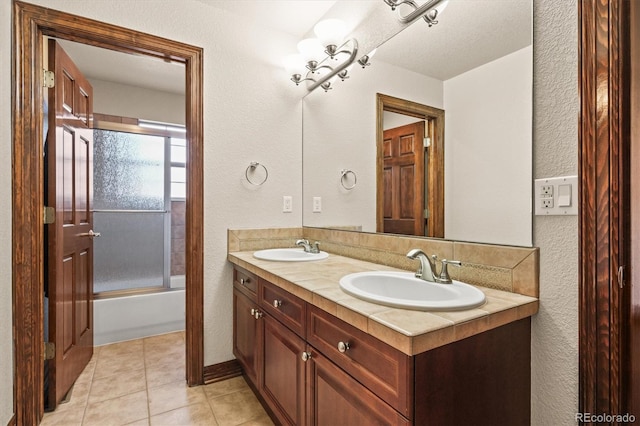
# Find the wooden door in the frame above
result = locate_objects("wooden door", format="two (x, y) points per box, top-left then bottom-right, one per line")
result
(46, 39), (94, 409)
(382, 121), (425, 236)
(261, 314), (306, 426)
(307, 351), (410, 426)
(233, 289), (260, 385)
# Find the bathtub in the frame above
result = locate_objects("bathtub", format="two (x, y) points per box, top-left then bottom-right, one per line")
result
(94, 288), (185, 346)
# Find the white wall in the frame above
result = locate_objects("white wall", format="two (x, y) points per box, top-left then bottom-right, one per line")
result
(0, 0), (13, 422)
(444, 46), (532, 246)
(90, 79), (186, 125)
(531, 0), (579, 423)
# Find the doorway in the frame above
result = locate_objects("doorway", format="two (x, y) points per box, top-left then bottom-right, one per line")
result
(376, 93), (445, 238)
(12, 2), (204, 424)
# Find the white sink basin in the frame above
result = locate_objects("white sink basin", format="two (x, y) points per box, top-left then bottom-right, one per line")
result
(339, 271), (486, 311)
(253, 248), (329, 262)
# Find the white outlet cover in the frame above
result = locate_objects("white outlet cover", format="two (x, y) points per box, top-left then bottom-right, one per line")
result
(534, 176), (578, 216)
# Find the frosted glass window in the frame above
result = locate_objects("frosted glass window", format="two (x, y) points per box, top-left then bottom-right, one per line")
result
(171, 137), (187, 199)
(93, 212), (164, 292)
(93, 130), (165, 210)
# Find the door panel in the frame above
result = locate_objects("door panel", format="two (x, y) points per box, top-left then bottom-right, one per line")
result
(382, 121), (425, 236)
(46, 39), (94, 410)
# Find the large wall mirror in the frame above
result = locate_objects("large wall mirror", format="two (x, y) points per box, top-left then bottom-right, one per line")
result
(302, 0), (532, 247)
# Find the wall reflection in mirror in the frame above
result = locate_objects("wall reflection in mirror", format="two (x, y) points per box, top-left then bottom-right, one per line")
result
(302, 0), (532, 247)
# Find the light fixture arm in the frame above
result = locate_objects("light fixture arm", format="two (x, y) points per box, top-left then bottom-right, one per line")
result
(383, 0), (446, 24)
(307, 38), (358, 92)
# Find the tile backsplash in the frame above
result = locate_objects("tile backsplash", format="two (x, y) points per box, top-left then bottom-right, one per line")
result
(228, 227), (539, 298)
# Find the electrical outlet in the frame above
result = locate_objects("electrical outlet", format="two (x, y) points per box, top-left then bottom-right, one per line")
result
(282, 196), (292, 213)
(534, 176), (578, 215)
(312, 197), (322, 213)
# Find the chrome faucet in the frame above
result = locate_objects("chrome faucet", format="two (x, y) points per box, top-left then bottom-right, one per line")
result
(406, 249), (462, 284)
(296, 239), (320, 254)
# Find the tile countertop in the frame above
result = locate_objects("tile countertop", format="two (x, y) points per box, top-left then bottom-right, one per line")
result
(228, 251), (539, 356)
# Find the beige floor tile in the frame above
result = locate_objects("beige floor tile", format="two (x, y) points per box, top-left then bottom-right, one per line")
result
(83, 390), (148, 425)
(150, 402), (218, 426)
(145, 360), (185, 389)
(237, 414), (275, 426)
(88, 369), (146, 404)
(203, 376), (250, 400)
(99, 339), (144, 358)
(41, 407), (85, 426)
(148, 379), (207, 416)
(144, 344), (185, 367)
(209, 389), (267, 426)
(94, 350), (145, 380)
(54, 379), (91, 412)
(125, 419), (150, 426)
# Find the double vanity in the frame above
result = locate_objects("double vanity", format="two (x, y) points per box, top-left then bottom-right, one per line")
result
(228, 228), (539, 425)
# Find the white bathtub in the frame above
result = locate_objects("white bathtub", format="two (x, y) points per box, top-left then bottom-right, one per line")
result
(94, 289), (185, 346)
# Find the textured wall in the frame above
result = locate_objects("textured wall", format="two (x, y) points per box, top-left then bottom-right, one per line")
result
(0, 0), (13, 423)
(531, 0), (579, 424)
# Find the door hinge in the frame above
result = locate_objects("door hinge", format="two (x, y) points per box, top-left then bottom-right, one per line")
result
(43, 69), (55, 88)
(424, 208), (430, 219)
(44, 342), (55, 360)
(618, 265), (626, 289)
(44, 206), (55, 224)
(423, 137), (431, 148)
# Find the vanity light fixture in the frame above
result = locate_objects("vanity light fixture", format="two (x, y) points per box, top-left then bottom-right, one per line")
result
(357, 48), (377, 68)
(284, 18), (359, 92)
(383, 0), (449, 25)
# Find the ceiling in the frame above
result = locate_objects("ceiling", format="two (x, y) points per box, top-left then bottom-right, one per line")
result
(58, 0), (531, 95)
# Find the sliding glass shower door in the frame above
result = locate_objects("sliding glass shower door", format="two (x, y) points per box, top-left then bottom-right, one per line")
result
(92, 129), (170, 294)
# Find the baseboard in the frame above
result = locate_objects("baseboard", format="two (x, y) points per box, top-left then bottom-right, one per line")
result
(203, 359), (242, 384)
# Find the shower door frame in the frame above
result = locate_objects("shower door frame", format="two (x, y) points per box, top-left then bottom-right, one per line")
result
(12, 2), (204, 424)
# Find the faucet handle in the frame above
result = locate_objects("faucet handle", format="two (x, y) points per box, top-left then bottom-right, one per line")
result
(311, 241), (321, 254)
(438, 259), (462, 284)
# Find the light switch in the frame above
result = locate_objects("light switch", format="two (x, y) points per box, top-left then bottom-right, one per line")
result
(558, 184), (571, 207)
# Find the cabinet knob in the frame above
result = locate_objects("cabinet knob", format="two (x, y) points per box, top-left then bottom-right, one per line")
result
(240, 278), (250, 285)
(301, 351), (312, 362)
(273, 299), (282, 308)
(254, 310), (263, 320)
(337, 341), (350, 353)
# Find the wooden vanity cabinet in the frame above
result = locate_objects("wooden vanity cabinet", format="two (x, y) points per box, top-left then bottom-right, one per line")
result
(232, 268), (261, 385)
(232, 266), (531, 426)
(308, 350), (410, 426)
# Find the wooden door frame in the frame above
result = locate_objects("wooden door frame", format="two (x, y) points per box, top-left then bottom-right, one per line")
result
(12, 2), (204, 424)
(376, 93), (444, 238)
(578, 0), (632, 415)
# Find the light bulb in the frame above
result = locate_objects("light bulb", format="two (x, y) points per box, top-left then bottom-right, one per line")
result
(314, 19), (347, 48)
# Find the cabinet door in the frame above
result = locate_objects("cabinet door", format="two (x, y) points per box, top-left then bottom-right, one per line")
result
(308, 351), (410, 426)
(233, 288), (261, 385)
(262, 314), (306, 426)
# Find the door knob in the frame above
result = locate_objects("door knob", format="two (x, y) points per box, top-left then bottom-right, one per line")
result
(78, 230), (101, 238)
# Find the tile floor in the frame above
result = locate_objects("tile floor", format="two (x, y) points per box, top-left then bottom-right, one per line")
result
(41, 331), (273, 426)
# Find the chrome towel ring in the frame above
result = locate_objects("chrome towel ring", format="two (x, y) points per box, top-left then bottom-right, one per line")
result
(340, 169), (357, 190)
(246, 162), (268, 186)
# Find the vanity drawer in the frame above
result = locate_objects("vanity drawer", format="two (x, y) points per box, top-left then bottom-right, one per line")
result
(234, 267), (257, 299)
(260, 279), (306, 338)
(307, 305), (413, 418)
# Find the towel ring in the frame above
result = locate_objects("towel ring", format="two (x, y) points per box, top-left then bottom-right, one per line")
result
(246, 162), (268, 186)
(340, 169), (357, 190)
